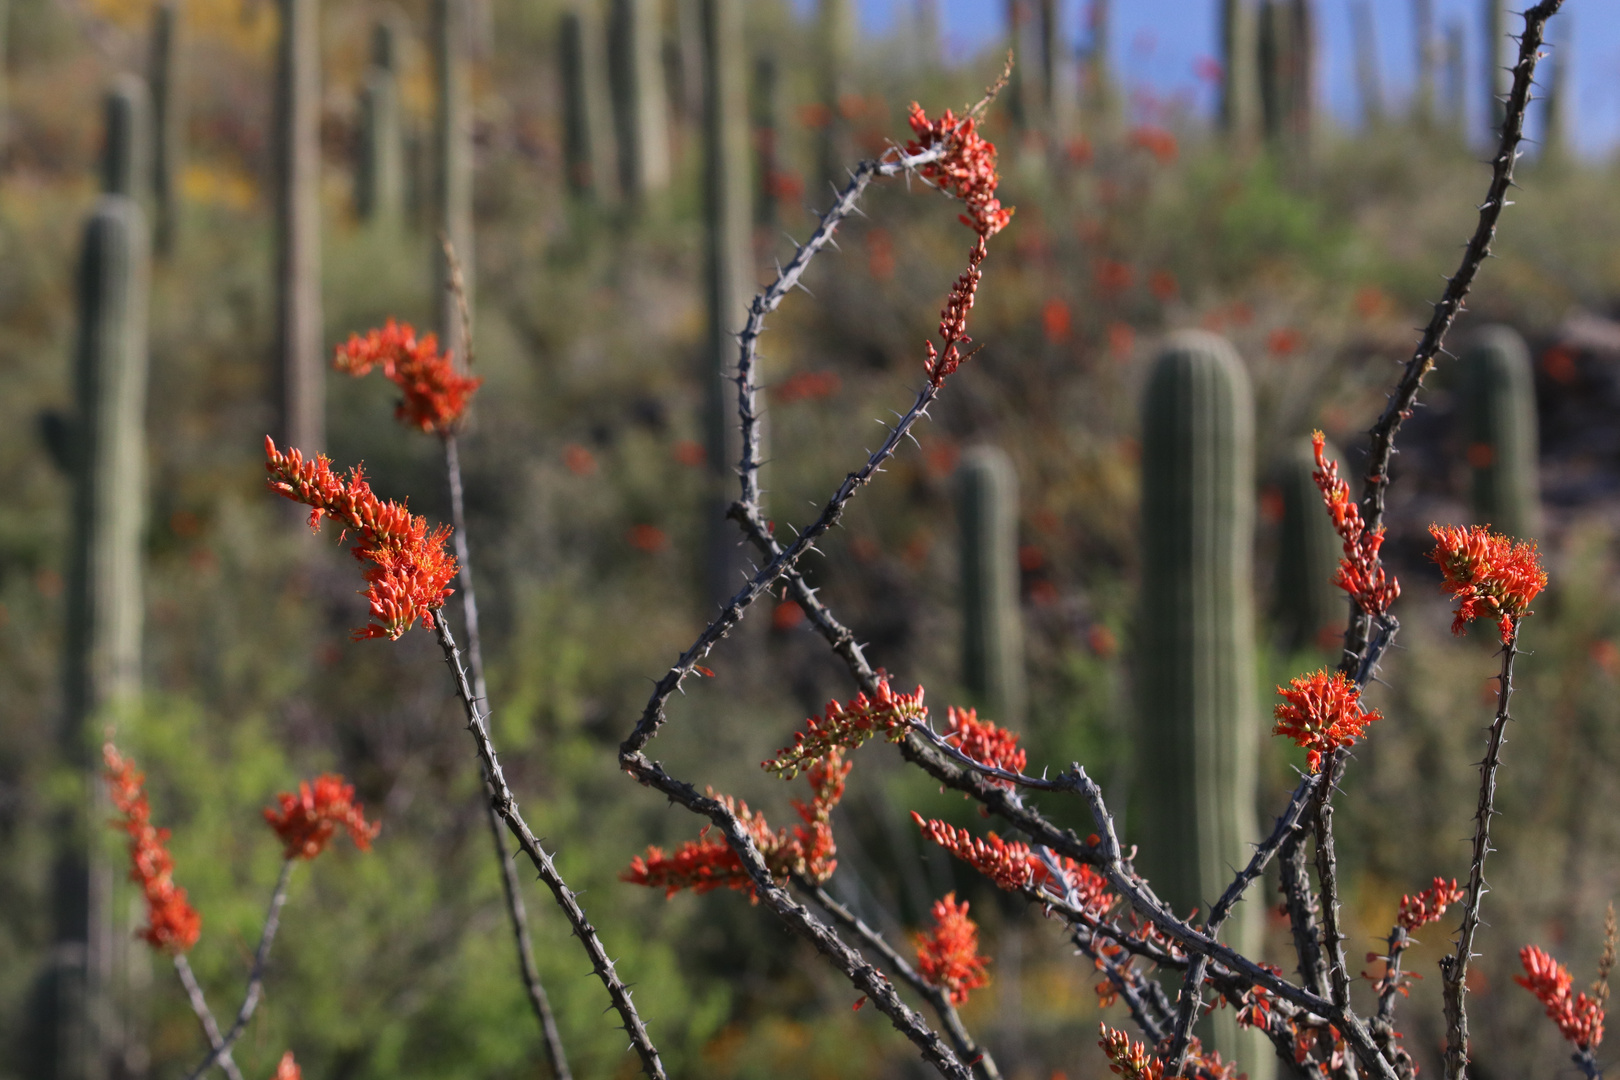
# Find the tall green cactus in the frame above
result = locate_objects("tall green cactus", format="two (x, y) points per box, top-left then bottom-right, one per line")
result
(1444, 18), (1466, 137)
(1540, 46), (1566, 164)
(1413, 0), (1435, 128)
(815, 0), (853, 192)
(1459, 325), (1541, 541)
(957, 446), (1026, 726)
(356, 17), (405, 224)
(1218, 0), (1259, 142)
(1258, 0), (1313, 156)
(432, 0), (473, 360)
(751, 53), (779, 228)
(149, 1), (183, 254)
(559, 3), (618, 201)
(1484, 0), (1506, 137)
(273, 0), (322, 452)
(103, 74), (150, 201)
(1349, 0), (1382, 126)
(1274, 436), (1343, 654)
(1136, 331), (1268, 1077)
(56, 192), (151, 1080)
(608, 0), (669, 200)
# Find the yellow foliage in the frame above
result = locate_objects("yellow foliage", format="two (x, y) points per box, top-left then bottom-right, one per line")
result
(82, 0), (277, 55)
(181, 161), (258, 211)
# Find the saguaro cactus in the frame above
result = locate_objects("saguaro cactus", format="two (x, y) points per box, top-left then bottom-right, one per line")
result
(1349, 0), (1382, 126)
(1218, 0), (1260, 142)
(1136, 331), (1267, 1076)
(608, 0), (669, 200)
(149, 1), (183, 254)
(1274, 436), (1343, 653)
(432, 0), (473, 361)
(1413, 0), (1435, 127)
(957, 446), (1026, 726)
(751, 53), (780, 228)
(1484, 0), (1507, 136)
(1258, 0), (1313, 153)
(1459, 325), (1541, 540)
(103, 75), (150, 201)
(815, 0), (853, 192)
(56, 192), (151, 1080)
(273, 0), (322, 453)
(559, 3), (617, 201)
(356, 17), (405, 224)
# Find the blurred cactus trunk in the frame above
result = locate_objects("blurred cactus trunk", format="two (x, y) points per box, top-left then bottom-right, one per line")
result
(1258, 0), (1313, 161)
(1081, 0), (1112, 133)
(432, 0), (473, 361)
(1459, 325), (1541, 541)
(1274, 437), (1343, 654)
(700, 0), (753, 603)
(957, 447), (1026, 726)
(559, 3), (618, 202)
(815, 0), (853, 192)
(750, 53), (780, 229)
(1136, 331), (1269, 1078)
(1484, 0), (1507, 137)
(1002, 0), (1034, 137)
(1443, 18), (1466, 138)
(1349, 0), (1382, 127)
(1037, 0), (1074, 145)
(1540, 44), (1567, 165)
(273, 0), (322, 453)
(1412, 0), (1435, 128)
(608, 0), (669, 201)
(54, 192), (151, 1080)
(1218, 0), (1260, 144)
(0, 0), (9, 156)
(148, 1), (183, 255)
(103, 76), (150, 203)
(356, 18), (405, 226)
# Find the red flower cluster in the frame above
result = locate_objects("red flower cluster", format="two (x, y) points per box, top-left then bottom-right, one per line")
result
(1097, 1025), (1232, 1080)
(333, 318), (481, 433)
(913, 817), (1114, 912)
(1516, 945), (1605, 1050)
(941, 706), (1026, 790)
(1428, 523), (1548, 643)
(103, 744), (202, 953)
(265, 438), (458, 640)
(1312, 432), (1400, 617)
(263, 774), (380, 861)
(1397, 877), (1465, 932)
(763, 679), (928, 778)
(274, 1052), (300, 1080)
(1272, 668), (1382, 773)
(623, 750), (850, 899)
(923, 237), (987, 388)
(913, 893), (990, 1005)
(904, 103), (1013, 239)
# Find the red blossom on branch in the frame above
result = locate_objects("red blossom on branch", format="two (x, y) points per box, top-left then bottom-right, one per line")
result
(264, 437), (458, 640)
(1397, 877), (1466, 932)
(1272, 668), (1382, 773)
(263, 774), (380, 861)
(333, 318), (481, 433)
(1516, 945), (1605, 1050)
(1312, 432), (1400, 617)
(1100, 1024), (1242, 1080)
(103, 744), (202, 953)
(762, 678), (927, 777)
(273, 1052), (300, 1080)
(1428, 523), (1548, 643)
(940, 706), (1026, 790)
(913, 893), (991, 1005)
(904, 103), (1013, 239)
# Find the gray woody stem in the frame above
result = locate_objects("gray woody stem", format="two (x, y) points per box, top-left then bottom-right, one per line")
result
(444, 434), (572, 1080)
(801, 881), (1002, 1080)
(183, 859), (294, 1080)
(1440, 626), (1521, 1080)
(171, 955), (245, 1080)
(434, 617), (667, 1080)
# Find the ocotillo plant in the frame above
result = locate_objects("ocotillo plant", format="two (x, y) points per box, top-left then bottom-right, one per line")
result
(103, 74), (150, 201)
(148, 1), (182, 254)
(558, 3), (617, 202)
(815, 0), (854, 191)
(1459, 324), (1541, 541)
(273, 0), (322, 453)
(1274, 435), (1344, 653)
(607, 0), (669, 200)
(58, 192), (151, 1080)
(1136, 330), (1265, 1074)
(957, 446), (1026, 727)
(356, 18), (405, 225)
(432, 0), (472, 362)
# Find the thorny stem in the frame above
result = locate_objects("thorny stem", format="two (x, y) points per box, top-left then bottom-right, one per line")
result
(802, 881), (1003, 1080)
(435, 618), (667, 1080)
(1370, 924), (1418, 1079)
(1440, 627), (1521, 1080)
(183, 859), (294, 1080)
(444, 434), (572, 1080)
(1310, 751), (1354, 1012)
(172, 955), (246, 1080)
(1279, 823), (1328, 1000)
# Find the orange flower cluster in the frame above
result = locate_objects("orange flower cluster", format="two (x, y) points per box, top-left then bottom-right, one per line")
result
(103, 744), (202, 953)
(913, 893), (990, 1005)
(265, 437), (458, 640)
(941, 706), (1026, 790)
(273, 1052), (300, 1080)
(1397, 877), (1465, 932)
(333, 318), (481, 433)
(1096, 1025), (1232, 1080)
(1272, 668), (1382, 773)
(1311, 432), (1400, 617)
(904, 103), (1013, 239)
(923, 238), (987, 388)
(623, 750), (850, 899)
(1516, 945), (1605, 1050)
(913, 816), (1114, 910)
(263, 774), (380, 861)
(763, 679), (928, 778)
(1428, 523), (1548, 643)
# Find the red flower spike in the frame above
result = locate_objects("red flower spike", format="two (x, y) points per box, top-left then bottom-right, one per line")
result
(1311, 432), (1401, 617)
(941, 706), (1026, 791)
(913, 815), (1033, 892)
(1516, 945), (1605, 1050)
(913, 893), (990, 1005)
(263, 774), (380, 861)
(103, 744), (202, 954)
(1099, 1024), (1164, 1080)
(273, 1052), (301, 1080)
(333, 318), (481, 433)
(1272, 668), (1382, 773)
(904, 104), (1013, 239)
(763, 678), (927, 778)
(1397, 877), (1465, 932)
(1428, 523), (1548, 643)
(264, 437), (458, 640)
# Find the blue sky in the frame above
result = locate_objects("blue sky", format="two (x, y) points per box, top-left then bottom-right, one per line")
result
(838, 1), (1620, 156)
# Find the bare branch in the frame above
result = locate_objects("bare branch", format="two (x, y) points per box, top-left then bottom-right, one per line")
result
(172, 956), (246, 1080)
